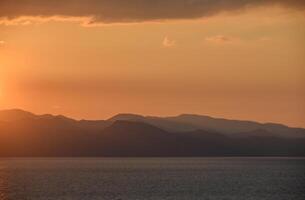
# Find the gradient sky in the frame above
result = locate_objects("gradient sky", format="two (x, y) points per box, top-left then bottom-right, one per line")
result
(0, 0), (304, 127)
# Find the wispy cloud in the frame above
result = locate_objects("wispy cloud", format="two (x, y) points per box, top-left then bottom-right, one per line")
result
(163, 36), (176, 47)
(52, 105), (61, 110)
(0, 0), (304, 25)
(205, 35), (235, 44)
(0, 41), (5, 45)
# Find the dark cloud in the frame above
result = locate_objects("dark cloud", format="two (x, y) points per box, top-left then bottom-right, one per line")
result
(0, 0), (304, 24)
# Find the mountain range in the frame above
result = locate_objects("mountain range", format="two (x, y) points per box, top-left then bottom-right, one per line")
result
(0, 109), (304, 157)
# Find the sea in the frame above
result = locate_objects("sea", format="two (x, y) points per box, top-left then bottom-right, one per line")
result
(0, 157), (304, 200)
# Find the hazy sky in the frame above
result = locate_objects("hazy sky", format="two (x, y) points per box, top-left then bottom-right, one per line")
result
(0, 0), (304, 127)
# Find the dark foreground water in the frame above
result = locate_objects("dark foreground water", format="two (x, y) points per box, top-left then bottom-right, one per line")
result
(0, 158), (304, 200)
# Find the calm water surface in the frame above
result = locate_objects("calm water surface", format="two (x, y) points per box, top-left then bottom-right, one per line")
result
(0, 157), (304, 200)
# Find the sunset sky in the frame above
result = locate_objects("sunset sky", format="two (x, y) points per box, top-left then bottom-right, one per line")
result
(0, 0), (304, 127)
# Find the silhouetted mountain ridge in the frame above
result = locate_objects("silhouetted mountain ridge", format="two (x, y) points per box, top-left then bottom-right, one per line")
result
(110, 113), (305, 138)
(0, 109), (304, 156)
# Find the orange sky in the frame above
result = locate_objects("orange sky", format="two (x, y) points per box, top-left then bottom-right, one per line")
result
(0, 1), (304, 127)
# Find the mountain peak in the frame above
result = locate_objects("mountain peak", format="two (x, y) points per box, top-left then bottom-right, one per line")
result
(38, 114), (75, 122)
(108, 113), (145, 121)
(177, 114), (211, 119)
(0, 109), (37, 122)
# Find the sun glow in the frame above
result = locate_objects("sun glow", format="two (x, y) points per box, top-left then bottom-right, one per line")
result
(0, 3), (304, 127)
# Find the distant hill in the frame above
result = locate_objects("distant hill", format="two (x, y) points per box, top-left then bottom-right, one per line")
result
(0, 109), (37, 122)
(0, 109), (304, 157)
(110, 113), (305, 138)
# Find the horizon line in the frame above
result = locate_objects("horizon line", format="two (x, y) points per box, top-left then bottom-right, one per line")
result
(0, 108), (304, 129)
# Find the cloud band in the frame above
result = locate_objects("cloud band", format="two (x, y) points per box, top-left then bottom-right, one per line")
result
(0, 0), (304, 24)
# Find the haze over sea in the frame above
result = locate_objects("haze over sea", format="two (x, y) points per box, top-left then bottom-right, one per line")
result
(0, 157), (304, 200)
